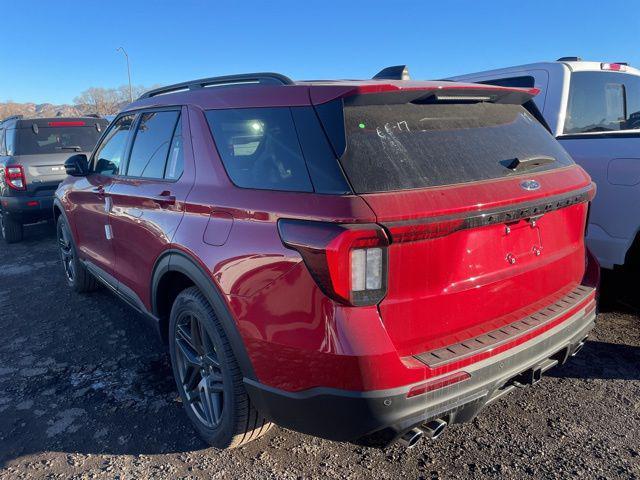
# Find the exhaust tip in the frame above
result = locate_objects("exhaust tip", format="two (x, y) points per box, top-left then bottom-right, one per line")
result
(420, 418), (448, 440)
(572, 338), (587, 357)
(398, 428), (423, 449)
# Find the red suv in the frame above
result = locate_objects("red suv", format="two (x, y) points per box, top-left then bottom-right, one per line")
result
(54, 71), (599, 449)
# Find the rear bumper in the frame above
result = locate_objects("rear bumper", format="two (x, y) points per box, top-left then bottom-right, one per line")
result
(244, 301), (596, 445)
(0, 195), (54, 224)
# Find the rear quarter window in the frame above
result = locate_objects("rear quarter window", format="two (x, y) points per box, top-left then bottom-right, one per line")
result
(205, 107), (314, 192)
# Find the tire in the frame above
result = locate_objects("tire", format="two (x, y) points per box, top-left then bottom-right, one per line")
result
(0, 213), (23, 243)
(169, 286), (272, 448)
(56, 216), (98, 293)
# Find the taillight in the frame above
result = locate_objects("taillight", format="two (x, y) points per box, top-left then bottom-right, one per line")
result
(3, 165), (26, 191)
(278, 219), (389, 306)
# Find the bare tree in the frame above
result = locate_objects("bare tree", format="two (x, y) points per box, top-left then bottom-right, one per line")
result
(73, 87), (121, 116)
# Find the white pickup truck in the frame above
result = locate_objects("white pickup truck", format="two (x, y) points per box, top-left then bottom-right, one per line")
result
(450, 58), (640, 271)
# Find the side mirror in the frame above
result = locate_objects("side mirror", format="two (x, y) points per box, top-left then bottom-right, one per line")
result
(65, 154), (89, 177)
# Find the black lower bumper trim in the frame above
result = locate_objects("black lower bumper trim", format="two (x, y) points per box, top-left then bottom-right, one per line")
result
(244, 304), (595, 446)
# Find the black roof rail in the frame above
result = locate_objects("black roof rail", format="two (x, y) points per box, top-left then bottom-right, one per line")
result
(139, 72), (295, 99)
(1, 114), (24, 123)
(373, 65), (411, 81)
(557, 56), (582, 62)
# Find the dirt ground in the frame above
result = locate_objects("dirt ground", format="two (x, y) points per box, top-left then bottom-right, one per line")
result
(0, 223), (639, 479)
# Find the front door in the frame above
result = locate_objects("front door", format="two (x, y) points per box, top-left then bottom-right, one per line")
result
(69, 114), (135, 276)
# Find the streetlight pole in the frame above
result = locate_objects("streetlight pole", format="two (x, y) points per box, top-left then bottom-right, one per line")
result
(116, 47), (133, 103)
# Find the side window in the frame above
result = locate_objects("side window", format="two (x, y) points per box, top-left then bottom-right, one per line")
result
(92, 115), (135, 176)
(0, 129), (5, 156)
(478, 76), (536, 89)
(164, 116), (184, 180)
(564, 72), (627, 134)
(126, 111), (179, 179)
(4, 129), (15, 156)
(623, 75), (640, 130)
(205, 107), (313, 192)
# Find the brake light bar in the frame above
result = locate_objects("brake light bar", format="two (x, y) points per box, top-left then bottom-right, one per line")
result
(601, 62), (627, 72)
(3, 165), (26, 191)
(278, 219), (389, 306)
(47, 121), (86, 127)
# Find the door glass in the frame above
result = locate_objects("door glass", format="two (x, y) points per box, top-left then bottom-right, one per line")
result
(93, 115), (135, 175)
(127, 111), (180, 178)
(164, 116), (184, 180)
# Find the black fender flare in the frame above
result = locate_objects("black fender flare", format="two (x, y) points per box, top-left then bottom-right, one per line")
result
(151, 249), (257, 381)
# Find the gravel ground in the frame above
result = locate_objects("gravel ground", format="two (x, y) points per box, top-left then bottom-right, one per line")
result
(0, 223), (639, 480)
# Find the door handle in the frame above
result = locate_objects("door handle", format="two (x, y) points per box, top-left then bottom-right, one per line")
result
(92, 185), (105, 199)
(151, 190), (176, 206)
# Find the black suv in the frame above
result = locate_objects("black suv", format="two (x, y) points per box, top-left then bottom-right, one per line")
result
(0, 116), (108, 242)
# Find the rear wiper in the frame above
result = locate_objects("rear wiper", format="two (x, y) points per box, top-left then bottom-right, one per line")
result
(501, 155), (555, 172)
(56, 146), (82, 152)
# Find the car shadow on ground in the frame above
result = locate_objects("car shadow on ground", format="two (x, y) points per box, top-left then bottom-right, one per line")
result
(548, 340), (640, 381)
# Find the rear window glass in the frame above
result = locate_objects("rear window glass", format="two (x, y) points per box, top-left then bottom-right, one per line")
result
(564, 71), (640, 134)
(206, 108), (313, 192)
(335, 101), (574, 193)
(15, 125), (103, 155)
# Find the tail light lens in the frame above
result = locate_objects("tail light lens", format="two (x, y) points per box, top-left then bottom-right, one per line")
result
(3, 165), (26, 191)
(278, 219), (389, 306)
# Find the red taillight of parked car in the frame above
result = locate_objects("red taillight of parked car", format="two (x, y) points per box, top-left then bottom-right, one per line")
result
(3, 165), (26, 191)
(278, 219), (389, 306)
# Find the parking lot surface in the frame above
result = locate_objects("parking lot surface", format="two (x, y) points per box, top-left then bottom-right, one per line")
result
(0, 223), (639, 479)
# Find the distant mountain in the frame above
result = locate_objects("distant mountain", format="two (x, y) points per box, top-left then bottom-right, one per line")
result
(0, 101), (86, 120)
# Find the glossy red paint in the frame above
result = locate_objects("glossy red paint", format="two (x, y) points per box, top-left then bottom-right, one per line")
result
(57, 77), (597, 399)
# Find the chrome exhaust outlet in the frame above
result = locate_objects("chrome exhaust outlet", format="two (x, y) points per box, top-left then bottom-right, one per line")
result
(420, 418), (448, 440)
(572, 338), (587, 357)
(398, 428), (423, 449)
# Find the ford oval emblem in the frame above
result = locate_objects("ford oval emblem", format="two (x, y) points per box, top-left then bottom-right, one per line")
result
(520, 179), (540, 191)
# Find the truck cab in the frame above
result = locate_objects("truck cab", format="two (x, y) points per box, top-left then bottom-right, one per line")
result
(450, 58), (640, 270)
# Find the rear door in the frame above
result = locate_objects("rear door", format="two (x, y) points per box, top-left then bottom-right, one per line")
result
(108, 107), (193, 309)
(557, 71), (640, 268)
(317, 92), (593, 357)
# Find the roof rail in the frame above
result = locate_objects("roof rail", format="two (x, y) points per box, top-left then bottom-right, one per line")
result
(373, 65), (411, 81)
(1, 114), (23, 123)
(557, 56), (582, 62)
(138, 72), (295, 99)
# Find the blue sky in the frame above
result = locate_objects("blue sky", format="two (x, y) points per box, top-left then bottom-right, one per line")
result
(2, 0), (639, 104)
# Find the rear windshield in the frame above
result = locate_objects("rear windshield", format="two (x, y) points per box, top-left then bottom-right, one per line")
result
(15, 126), (102, 155)
(564, 71), (640, 134)
(334, 101), (574, 193)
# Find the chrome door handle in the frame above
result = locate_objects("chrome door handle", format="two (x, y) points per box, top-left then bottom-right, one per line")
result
(151, 191), (176, 206)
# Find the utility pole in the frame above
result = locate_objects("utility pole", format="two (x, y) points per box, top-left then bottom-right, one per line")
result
(116, 47), (133, 103)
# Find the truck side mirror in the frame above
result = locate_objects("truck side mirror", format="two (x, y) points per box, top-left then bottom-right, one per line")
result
(65, 154), (89, 177)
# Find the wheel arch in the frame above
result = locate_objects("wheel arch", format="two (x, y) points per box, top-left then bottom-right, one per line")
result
(151, 249), (257, 381)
